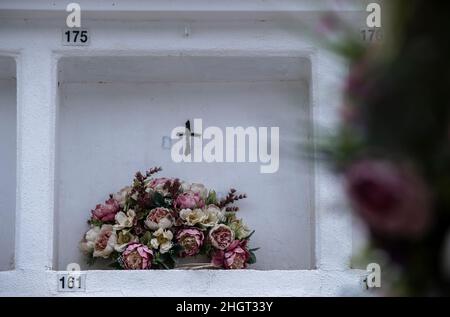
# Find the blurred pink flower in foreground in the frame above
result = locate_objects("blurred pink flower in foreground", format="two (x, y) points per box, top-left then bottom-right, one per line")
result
(346, 160), (432, 238)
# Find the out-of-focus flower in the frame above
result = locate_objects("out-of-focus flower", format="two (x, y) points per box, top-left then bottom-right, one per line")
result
(179, 208), (207, 226)
(315, 12), (341, 35)
(150, 228), (173, 254)
(212, 240), (250, 269)
(209, 224), (234, 250)
(113, 209), (136, 230)
(176, 227), (204, 257)
(91, 198), (120, 222)
(144, 207), (174, 230)
(345, 59), (375, 100)
(346, 160), (432, 238)
(121, 243), (153, 270)
(174, 191), (205, 209)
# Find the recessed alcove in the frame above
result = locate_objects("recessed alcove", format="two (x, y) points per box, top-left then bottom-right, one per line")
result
(0, 56), (16, 271)
(55, 55), (314, 271)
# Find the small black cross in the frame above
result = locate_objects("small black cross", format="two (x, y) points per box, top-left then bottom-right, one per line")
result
(176, 120), (201, 156)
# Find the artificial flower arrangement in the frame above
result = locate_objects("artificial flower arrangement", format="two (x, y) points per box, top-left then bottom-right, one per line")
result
(80, 167), (257, 270)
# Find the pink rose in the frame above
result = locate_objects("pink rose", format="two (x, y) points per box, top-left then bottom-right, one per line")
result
(144, 207), (174, 230)
(346, 160), (432, 238)
(91, 198), (120, 222)
(212, 240), (250, 269)
(147, 177), (174, 196)
(121, 242), (153, 270)
(174, 191), (205, 210)
(176, 227), (204, 257)
(209, 224), (234, 250)
(148, 177), (171, 189)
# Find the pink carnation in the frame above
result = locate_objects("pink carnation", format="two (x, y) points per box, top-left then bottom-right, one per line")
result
(91, 198), (120, 222)
(121, 243), (153, 270)
(176, 227), (204, 257)
(174, 191), (205, 210)
(212, 240), (250, 269)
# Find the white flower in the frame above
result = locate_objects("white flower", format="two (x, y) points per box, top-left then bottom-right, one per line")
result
(80, 226), (100, 254)
(229, 218), (251, 240)
(114, 229), (138, 252)
(182, 183), (208, 199)
(113, 209), (136, 230)
(179, 208), (207, 226)
(150, 228), (173, 254)
(92, 225), (117, 258)
(201, 204), (225, 227)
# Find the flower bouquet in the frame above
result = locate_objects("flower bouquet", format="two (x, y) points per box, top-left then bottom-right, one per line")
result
(80, 167), (257, 270)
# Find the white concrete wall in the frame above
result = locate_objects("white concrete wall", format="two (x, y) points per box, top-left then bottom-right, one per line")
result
(0, 57), (16, 271)
(0, 0), (368, 296)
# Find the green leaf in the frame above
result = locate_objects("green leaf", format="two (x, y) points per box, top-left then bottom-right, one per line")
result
(243, 230), (255, 240)
(206, 190), (218, 205)
(108, 260), (123, 269)
(153, 192), (166, 207)
(200, 242), (212, 256)
(248, 251), (257, 264)
(86, 255), (96, 266)
(140, 231), (153, 246)
(153, 252), (175, 270)
(169, 243), (183, 255)
(88, 218), (103, 227)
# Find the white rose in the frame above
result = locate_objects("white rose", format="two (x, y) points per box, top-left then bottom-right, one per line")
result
(229, 219), (251, 240)
(179, 208), (207, 226)
(181, 182), (208, 199)
(80, 226), (101, 254)
(201, 204), (225, 227)
(189, 183), (208, 199)
(114, 229), (138, 252)
(150, 228), (173, 254)
(113, 209), (136, 230)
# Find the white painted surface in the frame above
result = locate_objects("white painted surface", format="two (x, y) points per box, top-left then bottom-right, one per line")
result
(0, 57), (16, 271)
(0, 0), (369, 296)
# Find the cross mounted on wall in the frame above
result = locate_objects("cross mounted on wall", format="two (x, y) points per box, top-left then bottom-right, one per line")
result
(176, 120), (201, 156)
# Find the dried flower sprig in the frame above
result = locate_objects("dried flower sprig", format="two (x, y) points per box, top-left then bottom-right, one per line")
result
(146, 166), (162, 177)
(163, 178), (182, 198)
(219, 188), (247, 208)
